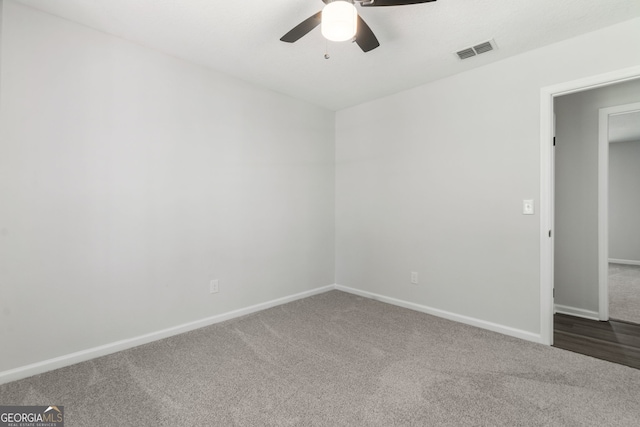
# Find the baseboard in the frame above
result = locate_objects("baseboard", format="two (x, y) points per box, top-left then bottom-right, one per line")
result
(1, 283), (549, 385)
(609, 258), (640, 266)
(554, 304), (600, 321)
(0, 285), (334, 385)
(335, 285), (543, 344)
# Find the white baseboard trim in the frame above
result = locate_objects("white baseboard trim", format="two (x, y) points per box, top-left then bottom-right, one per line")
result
(1, 283), (549, 385)
(609, 258), (640, 266)
(335, 285), (543, 344)
(0, 285), (334, 385)
(554, 304), (600, 321)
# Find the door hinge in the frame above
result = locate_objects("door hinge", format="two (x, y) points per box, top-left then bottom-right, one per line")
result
(553, 137), (556, 147)
(553, 288), (555, 298)
(549, 230), (552, 237)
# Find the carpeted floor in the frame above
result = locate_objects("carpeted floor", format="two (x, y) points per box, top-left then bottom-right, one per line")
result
(2, 290), (640, 426)
(609, 263), (640, 324)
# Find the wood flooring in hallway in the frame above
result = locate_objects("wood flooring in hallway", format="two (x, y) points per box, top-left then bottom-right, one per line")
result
(554, 313), (640, 370)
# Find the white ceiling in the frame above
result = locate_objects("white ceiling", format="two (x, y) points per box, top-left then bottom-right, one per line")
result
(13, 0), (640, 110)
(609, 111), (640, 143)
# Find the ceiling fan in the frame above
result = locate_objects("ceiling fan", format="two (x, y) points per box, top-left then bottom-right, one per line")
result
(280, 0), (437, 53)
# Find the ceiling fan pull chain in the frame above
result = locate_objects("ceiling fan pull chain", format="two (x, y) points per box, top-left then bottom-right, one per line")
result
(324, 40), (330, 59)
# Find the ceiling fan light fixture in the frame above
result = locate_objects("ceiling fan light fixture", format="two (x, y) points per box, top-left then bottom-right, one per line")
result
(321, 1), (358, 42)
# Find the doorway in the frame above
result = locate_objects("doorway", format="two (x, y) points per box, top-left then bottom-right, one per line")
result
(544, 80), (640, 368)
(553, 88), (640, 325)
(539, 66), (640, 346)
(604, 106), (640, 324)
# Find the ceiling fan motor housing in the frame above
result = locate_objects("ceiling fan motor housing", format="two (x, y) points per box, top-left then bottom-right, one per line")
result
(280, 0), (437, 53)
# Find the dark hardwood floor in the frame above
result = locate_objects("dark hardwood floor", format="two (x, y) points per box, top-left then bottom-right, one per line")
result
(553, 313), (640, 370)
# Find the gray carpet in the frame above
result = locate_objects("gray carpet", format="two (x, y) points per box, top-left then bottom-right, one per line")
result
(2, 290), (640, 426)
(609, 263), (640, 324)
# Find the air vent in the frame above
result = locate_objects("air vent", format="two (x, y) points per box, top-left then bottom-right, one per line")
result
(473, 41), (493, 54)
(455, 39), (497, 60)
(456, 48), (476, 60)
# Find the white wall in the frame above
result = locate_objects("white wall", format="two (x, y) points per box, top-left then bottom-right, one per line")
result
(609, 139), (640, 263)
(335, 17), (640, 336)
(0, 1), (335, 373)
(2, 1), (639, 378)
(554, 80), (640, 314)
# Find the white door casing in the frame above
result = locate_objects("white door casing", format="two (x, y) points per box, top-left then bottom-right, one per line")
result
(539, 66), (640, 346)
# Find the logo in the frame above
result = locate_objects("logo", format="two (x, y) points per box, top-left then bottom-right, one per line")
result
(0, 405), (64, 427)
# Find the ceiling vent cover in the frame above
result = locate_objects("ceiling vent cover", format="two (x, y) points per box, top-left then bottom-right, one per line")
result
(456, 48), (476, 60)
(456, 39), (497, 60)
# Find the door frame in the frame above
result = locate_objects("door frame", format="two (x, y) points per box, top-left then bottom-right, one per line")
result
(539, 65), (640, 346)
(598, 102), (640, 321)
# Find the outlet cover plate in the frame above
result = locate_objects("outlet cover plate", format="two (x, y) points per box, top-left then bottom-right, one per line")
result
(210, 279), (219, 294)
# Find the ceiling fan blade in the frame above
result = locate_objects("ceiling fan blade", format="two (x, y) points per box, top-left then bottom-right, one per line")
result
(354, 16), (380, 52)
(280, 12), (322, 43)
(360, 0), (436, 7)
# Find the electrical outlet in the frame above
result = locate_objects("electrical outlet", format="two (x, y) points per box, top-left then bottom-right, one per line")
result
(210, 279), (219, 294)
(411, 272), (418, 285)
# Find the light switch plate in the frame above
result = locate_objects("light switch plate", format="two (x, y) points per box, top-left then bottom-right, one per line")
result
(523, 199), (534, 215)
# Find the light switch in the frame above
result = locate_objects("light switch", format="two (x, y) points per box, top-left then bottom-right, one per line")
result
(523, 199), (534, 215)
